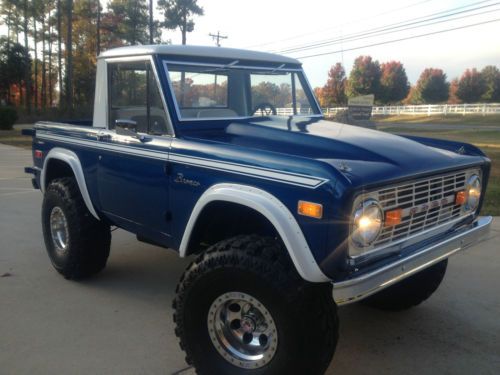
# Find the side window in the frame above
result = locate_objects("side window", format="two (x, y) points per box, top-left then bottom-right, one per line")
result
(165, 63), (238, 119)
(169, 71), (228, 108)
(108, 61), (170, 135)
(294, 73), (313, 115)
(250, 73), (293, 111)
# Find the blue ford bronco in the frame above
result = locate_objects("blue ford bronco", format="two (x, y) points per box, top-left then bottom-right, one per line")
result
(24, 45), (492, 374)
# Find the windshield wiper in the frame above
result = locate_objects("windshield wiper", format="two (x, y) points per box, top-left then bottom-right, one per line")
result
(270, 63), (286, 74)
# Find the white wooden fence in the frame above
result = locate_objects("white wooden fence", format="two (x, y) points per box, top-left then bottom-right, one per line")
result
(277, 103), (500, 117)
(371, 103), (500, 116)
(275, 107), (346, 116)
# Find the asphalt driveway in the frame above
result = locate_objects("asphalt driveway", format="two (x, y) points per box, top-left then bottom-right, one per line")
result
(0, 143), (499, 374)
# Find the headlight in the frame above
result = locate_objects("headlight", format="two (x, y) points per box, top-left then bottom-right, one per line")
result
(465, 174), (481, 211)
(351, 198), (383, 248)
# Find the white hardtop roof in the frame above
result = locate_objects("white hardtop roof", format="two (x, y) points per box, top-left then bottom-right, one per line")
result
(99, 44), (301, 65)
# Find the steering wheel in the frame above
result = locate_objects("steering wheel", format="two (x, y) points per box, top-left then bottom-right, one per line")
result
(253, 102), (277, 116)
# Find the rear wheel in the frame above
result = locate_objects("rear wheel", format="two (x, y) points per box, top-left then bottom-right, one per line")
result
(363, 259), (448, 311)
(42, 177), (111, 279)
(173, 235), (338, 375)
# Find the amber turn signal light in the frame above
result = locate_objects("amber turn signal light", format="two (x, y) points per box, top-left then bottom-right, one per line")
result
(298, 201), (323, 219)
(385, 208), (402, 226)
(455, 190), (467, 206)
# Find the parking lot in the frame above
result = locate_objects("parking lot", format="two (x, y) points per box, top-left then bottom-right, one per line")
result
(1, 143), (499, 375)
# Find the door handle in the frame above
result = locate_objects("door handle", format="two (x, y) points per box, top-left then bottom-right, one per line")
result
(97, 132), (112, 141)
(138, 134), (153, 143)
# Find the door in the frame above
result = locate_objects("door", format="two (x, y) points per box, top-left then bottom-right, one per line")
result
(97, 58), (173, 245)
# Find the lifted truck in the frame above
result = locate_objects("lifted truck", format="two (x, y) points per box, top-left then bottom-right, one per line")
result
(24, 45), (492, 374)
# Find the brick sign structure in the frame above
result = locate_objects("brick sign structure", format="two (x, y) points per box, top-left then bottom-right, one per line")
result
(348, 94), (374, 121)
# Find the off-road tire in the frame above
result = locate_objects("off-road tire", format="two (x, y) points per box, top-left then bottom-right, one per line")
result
(42, 177), (111, 279)
(363, 259), (448, 311)
(173, 234), (338, 375)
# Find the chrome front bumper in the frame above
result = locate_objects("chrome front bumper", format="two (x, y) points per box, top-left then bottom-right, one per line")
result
(333, 216), (493, 305)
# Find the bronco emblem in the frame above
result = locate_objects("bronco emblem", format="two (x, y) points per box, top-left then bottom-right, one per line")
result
(174, 173), (200, 187)
(407, 195), (454, 216)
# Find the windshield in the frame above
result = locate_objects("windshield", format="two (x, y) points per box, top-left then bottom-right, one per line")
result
(164, 62), (320, 120)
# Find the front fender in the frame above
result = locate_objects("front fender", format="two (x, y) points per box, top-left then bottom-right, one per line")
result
(179, 183), (330, 283)
(400, 135), (488, 157)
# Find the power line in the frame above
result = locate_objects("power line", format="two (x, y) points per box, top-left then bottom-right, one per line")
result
(276, 1), (499, 53)
(275, 3), (500, 54)
(247, 0), (495, 51)
(294, 18), (500, 60)
(209, 31), (228, 47)
(244, 0), (436, 49)
(276, 1), (500, 53)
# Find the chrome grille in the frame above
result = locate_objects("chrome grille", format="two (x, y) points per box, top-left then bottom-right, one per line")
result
(371, 169), (478, 248)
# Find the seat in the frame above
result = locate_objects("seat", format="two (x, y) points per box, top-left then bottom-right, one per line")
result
(196, 108), (238, 118)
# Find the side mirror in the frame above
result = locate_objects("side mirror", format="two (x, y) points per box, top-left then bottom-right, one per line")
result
(115, 119), (152, 143)
(115, 119), (138, 137)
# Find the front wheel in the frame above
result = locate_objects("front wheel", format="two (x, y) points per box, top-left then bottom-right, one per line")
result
(173, 235), (338, 375)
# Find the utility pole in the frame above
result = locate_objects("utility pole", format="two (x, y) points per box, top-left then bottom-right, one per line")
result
(209, 31), (228, 47)
(97, 0), (101, 56)
(66, 0), (73, 114)
(208, 32), (228, 100)
(149, 0), (154, 44)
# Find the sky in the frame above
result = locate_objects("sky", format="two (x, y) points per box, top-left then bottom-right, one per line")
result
(1, 0), (498, 88)
(159, 0), (500, 88)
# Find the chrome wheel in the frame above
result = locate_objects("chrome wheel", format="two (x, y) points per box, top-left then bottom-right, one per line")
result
(207, 291), (278, 369)
(50, 206), (69, 255)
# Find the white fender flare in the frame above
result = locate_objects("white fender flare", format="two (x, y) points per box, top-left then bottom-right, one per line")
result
(179, 183), (330, 283)
(41, 147), (100, 220)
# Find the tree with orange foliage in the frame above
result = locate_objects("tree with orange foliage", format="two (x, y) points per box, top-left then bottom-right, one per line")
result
(414, 68), (449, 104)
(456, 68), (486, 103)
(321, 63), (347, 106)
(379, 61), (409, 104)
(346, 56), (381, 99)
(480, 65), (500, 102)
(448, 78), (461, 104)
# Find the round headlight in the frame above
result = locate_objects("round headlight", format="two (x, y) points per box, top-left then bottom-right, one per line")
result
(465, 174), (481, 211)
(352, 198), (383, 247)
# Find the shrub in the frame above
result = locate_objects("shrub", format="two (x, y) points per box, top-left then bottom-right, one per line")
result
(0, 107), (18, 130)
(331, 109), (349, 123)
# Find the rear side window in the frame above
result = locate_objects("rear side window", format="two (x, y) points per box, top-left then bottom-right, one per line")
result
(108, 61), (170, 135)
(109, 63), (147, 108)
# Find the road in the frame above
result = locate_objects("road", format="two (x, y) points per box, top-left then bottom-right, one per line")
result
(0, 143), (499, 375)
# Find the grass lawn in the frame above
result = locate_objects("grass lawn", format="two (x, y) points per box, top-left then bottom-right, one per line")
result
(378, 126), (499, 216)
(0, 129), (32, 149)
(373, 114), (500, 126)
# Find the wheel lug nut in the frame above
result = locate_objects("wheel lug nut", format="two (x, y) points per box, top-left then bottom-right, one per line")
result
(243, 332), (253, 344)
(230, 319), (241, 330)
(259, 334), (268, 347)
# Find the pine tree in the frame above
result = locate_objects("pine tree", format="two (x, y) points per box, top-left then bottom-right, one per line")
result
(157, 0), (203, 45)
(107, 0), (150, 45)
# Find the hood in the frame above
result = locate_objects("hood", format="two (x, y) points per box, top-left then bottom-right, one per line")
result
(219, 117), (486, 187)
